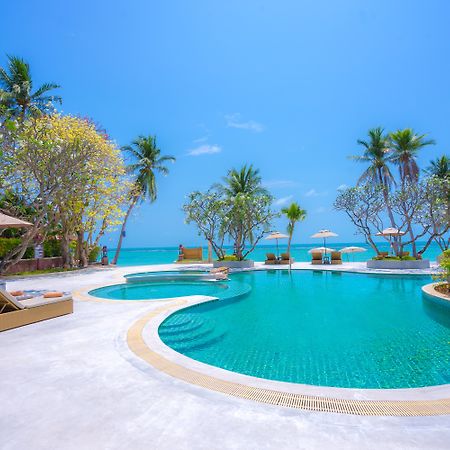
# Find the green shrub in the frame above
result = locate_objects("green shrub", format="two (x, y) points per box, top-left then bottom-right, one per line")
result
(220, 255), (239, 261)
(88, 245), (101, 263)
(0, 237), (33, 259)
(44, 239), (62, 257)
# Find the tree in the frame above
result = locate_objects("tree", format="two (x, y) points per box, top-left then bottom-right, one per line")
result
(281, 202), (307, 254)
(425, 155), (449, 179)
(183, 165), (277, 261)
(111, 135), (175, 264)
(350, 127), (397, 229)
(334, 184), (385, 254)
(389, 128), (435, 183)
(0, 55), (61, 119)
(0, 114), (128, 272)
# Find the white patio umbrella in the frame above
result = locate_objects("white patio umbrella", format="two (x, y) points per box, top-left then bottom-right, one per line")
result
(310, 230), (338, 257)
(340, 246), (366, 261)
(376, 228), (406, 255)
(308, 247), (335, 254)
(265, 231), (289, 257)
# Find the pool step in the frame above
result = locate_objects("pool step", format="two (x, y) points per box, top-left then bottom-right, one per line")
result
(159, 318), (204, 336)
(161, 325), (215, 346)
(170, 329), (227, 352)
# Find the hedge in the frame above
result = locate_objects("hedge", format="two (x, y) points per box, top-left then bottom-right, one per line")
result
(0, 238), (61, 260)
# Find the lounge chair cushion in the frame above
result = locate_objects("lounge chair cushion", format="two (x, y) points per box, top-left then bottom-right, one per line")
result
(9, 290), (24, 297)
(43, 291), (64, 298)
(266, 253), (276, 260)
(20, 294), (72, 308)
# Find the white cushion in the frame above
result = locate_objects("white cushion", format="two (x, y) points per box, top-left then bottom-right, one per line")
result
(20, 295), (72, 308)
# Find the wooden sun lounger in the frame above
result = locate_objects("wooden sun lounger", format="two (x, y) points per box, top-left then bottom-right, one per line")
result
(311, 252), (323, 265)
(265, 253), (278, 265)
(278, 253), (294, 264)
(0, 289), (73, 332)
(331, 251), (342, 265)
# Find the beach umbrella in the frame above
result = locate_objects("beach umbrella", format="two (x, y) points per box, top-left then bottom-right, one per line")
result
(310, 229), (338, 257)
(0, 213), (32, 229)
(340, 246), (366, 261)
(265, 231), (289, 257)
(308, 247), (335, 254)
(376, 228), (406, 255)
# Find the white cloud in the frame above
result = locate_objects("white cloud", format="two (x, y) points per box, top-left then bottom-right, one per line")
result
(225, 113), (264, 132)
(274, 195), (293, 206)
(337, 184), (348, 191)
(263, 179), (299, 188)
(304, 188), (328, 197)
(187, 144), (222, 156)
(193, 136), (208, 144)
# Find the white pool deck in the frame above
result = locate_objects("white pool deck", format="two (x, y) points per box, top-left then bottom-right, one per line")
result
(1, 262), (450, 450)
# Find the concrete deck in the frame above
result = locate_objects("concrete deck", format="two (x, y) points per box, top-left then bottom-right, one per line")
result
(1, 263), (449, 449)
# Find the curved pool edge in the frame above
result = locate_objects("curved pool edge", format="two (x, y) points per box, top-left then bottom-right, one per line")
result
(127, 294), (450, 417)
(422, 282), (450, 305)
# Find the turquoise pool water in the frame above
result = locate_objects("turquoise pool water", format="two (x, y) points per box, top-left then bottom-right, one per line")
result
(89, 279), (249, 300)
(159, 270), (450, 389)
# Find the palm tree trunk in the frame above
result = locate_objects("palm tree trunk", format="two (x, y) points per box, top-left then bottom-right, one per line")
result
(111, 199), (137, 265)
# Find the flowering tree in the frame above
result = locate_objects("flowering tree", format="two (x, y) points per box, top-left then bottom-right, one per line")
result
(0, 114), (128, 271)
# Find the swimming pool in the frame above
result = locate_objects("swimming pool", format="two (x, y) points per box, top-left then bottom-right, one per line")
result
(125, 270), (216, 283)
(158, 270), (450, 389)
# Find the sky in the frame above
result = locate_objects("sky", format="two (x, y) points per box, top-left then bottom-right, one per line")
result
(2, 0), (450, 248)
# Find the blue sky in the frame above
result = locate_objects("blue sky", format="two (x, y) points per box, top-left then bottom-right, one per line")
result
(2, 0), (450, 248)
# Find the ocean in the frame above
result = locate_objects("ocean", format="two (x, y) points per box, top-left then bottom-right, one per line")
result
(106, 242), (444, 266)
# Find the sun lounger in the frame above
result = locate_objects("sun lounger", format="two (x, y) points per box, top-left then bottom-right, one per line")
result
(177, 247), (203, 262)
(265, 253), (278, 265)
(378, 251), (389, 258)
(279, 253), (294, 264)
(0, 289), (73, 332)
(331, 251), (342, 265)
(311, 252), (323, 265)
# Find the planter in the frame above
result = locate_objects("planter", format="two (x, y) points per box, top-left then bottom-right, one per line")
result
(213, 260), (255, 269)
(366, 259), (430, 270)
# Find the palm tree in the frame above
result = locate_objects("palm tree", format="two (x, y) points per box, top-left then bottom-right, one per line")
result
(220, 164), (268, 197)
(0, 55), (61, 119)
(425, 155), (449, 179)
(389, 128), (435, 183)
(111, 135), (175, 265)
(350, 127), (397, 233)
(281, 202), (307, 255)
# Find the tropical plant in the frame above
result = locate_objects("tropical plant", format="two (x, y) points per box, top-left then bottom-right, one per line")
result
(0, 55), (61, 119)
(184, 166), (277, 261)
(389, 128), (435, 183)
(425, 155), (449, 179)
(111, 135), (175, 264)
(281, 202), (307, 254)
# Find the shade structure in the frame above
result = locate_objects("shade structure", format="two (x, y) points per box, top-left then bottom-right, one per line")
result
(265, 231), (289, 257)
(310, 229), (338, 257)
(0, 213), (32, 229)
(375, 228), (406, 237)
(339, 246), (367, 254)
(340, 246), (366, 262)
(308, 247), (335, 254)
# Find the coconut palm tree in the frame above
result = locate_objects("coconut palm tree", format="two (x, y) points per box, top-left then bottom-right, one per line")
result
(111, 135), (175, 264)
(0, 55), (61, 119)
(350, 127), (397, 230)
(220, 164), (268, 197)
(350, 127), (395, 189)
(281, 202), (307, 255)
(425, 155), (449, 179)
(389, 128), (435, 183)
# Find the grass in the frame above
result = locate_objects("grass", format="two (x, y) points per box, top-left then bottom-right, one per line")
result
(4, 267), (79, 277)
